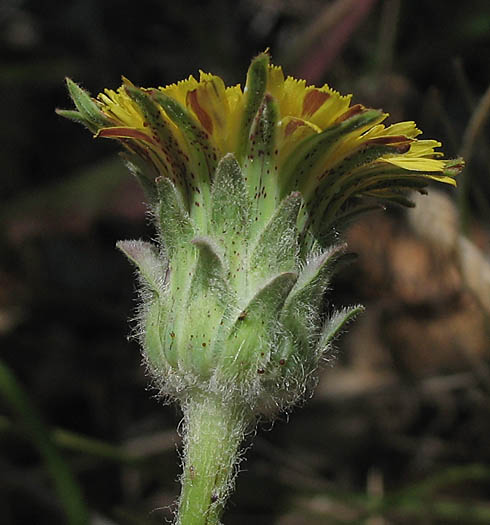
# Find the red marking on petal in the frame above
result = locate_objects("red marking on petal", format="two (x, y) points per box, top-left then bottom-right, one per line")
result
(302, 89), (330, 116)
(394, 143), (411, 154)
(364, 135), (412, 145)
(98, 127), (156, 145)
(186, 89), (213, 135)
(284, 118), (306, 137)
(334, 104), (365, 123)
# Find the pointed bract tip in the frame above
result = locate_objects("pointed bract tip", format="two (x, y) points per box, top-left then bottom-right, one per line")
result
(222, 152), (237, 160)
(116, 240), (157, 263)
(217, 152), (241, 167)
(121, 76), (134, 87)
(255, 48), (271, 60)
(249, 50), (270, 73)
(55, 107), (69, 117)
(256, 52), (270, 65)
(65, 77), (85, 97)
(123, 84), (145, 102)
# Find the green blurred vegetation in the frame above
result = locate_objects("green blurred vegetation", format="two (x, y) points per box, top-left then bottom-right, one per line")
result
(1, 1), (489, 523)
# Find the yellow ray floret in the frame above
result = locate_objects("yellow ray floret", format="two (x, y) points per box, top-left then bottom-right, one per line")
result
(91, 59), (458, 189)
(98, 86), (146, 130)
(157, 73), (245, 154)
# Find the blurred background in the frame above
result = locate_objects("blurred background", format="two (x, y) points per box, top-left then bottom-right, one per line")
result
(1, 0), (489, 523)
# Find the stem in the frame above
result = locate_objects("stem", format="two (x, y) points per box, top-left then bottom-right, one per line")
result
(0, 359), (89, 525)
(177, 394), (252, 525)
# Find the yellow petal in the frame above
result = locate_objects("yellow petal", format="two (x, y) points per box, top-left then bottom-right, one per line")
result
(159, 75), (199, 106)
(98, 87), (145, 128)
(407, 139), (443, 157)
(379, 157), (446, 171)
(277, 116), (321, 165)
(307, 87), (352, 130)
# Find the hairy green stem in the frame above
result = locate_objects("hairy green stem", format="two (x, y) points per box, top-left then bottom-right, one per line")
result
(177, 394), (252, 525)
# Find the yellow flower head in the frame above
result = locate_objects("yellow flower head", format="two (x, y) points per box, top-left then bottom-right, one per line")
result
(57, 53), (465, 454)
(58, 52), (463, 240)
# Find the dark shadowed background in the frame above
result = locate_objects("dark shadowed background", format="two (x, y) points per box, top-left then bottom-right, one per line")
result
(1, 1), (489, 523)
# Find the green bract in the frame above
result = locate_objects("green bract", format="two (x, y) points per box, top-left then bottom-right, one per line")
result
(117, 154), (361, 413)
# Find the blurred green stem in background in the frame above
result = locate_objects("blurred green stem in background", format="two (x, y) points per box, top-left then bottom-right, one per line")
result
(0, 358), (89, 525)
(0, 414), (141, 465)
